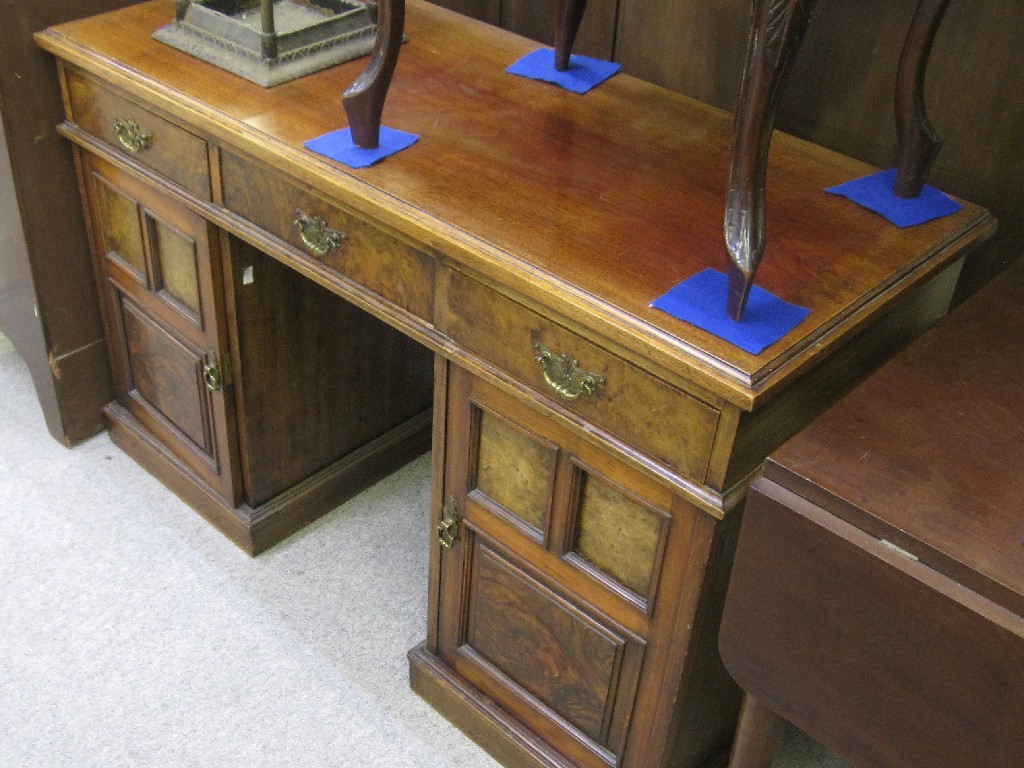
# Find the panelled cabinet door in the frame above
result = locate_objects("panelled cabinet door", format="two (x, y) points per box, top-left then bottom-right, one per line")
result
(83, 153), (238, 503)
(436, 365), (702, 768)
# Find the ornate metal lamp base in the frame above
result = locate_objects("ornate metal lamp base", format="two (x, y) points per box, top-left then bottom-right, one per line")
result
(154, 0), (377, 88)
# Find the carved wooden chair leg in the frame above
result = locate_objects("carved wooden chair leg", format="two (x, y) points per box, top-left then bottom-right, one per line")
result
(554, 0), (589, 71)
(727, 693), (787, 768)
(342, 0), (406, 149)
(724, 0), (817, 320)
(893, 0), (953, 198)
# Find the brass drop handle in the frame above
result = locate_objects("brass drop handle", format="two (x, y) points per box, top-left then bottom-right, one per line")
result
(437, 496), (459, 549)
(293, 208), (346, 257)
(533, 341), (606, 401)
(113, 118), (152, 154)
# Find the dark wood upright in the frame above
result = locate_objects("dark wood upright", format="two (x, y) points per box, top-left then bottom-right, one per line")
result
(0, 1), (136, 445)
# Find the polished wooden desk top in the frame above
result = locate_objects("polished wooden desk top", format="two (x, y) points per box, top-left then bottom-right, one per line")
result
(765, 256), (1024, 616)
(36, 0), (994, 410)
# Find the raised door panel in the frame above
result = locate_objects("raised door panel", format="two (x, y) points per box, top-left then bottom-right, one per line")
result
(450, 533), (645, 767)
(118, 293), (217, 464)
(570, 471), (666, 601)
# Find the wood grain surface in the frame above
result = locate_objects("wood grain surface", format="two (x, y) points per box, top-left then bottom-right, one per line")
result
(35, 0), (994, 408)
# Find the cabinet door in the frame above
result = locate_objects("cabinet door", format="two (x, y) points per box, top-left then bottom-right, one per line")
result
(435, 365), (711, 767)
(82, 153), (238, 502)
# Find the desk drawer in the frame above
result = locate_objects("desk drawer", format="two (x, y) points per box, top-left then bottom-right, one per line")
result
(220, 149), (435, 322)
(65, 68), (211, 200)
(444, 271), (720, 484)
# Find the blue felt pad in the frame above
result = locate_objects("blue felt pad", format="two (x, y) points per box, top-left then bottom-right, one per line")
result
(506, 48), (621, 94)
(826, 168), (961, 228)
(650, 269), (810, 356)
(304, 126), (418, 169)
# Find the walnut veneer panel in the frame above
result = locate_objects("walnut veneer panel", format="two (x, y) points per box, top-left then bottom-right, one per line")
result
(121, 297), (212, 456)
(444, 270), (721, 485)
(474, 409), (556, 533)
(152, 218), (202, 320)
(93, 173), (147, 279)
(573, 471), (665, 599)
(466, 542), (641, 749)
(65, 67), (211, 200)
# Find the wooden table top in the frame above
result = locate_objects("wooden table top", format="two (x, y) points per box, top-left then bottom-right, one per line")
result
(36, 0), (995, 408)
(766, 257), (1024, 616)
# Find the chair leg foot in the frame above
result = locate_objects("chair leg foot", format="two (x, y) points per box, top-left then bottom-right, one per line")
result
(893, 0), (953, 198)
(342, 0), (406, 149)
(728, 693), (787, 768)
(553, 0), (588, 71)
(724, 0), (817, 320)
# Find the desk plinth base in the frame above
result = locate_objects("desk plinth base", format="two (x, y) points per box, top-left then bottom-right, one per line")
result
(410, 643), (731, 768)
(409, 643), (579, 768)
(105, 403), (432, 555)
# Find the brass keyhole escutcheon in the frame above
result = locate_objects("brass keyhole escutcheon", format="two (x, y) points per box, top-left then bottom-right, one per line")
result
(202, 361), (222, 392)
(113, 118), (152, 154)
(438, 496), (459, 549)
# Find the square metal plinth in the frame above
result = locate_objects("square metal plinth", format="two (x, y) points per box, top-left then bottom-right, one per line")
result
(154, 0), (377, 87)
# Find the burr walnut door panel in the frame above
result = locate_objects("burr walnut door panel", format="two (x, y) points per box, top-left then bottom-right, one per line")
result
(436, 364), (711, 767)
(82, 152), (237, 502)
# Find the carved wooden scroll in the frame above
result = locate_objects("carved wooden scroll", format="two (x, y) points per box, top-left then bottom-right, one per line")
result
(725, 0), (818, 321)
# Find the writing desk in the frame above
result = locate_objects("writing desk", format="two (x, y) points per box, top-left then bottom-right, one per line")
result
(720, 256), (1024, 767)
(36, 2), (993, 766)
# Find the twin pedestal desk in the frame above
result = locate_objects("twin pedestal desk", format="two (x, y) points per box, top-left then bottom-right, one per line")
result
(37, 2), (994, 767)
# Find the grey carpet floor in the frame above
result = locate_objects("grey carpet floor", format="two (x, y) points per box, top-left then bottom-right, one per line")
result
(0, 334), (849, 767)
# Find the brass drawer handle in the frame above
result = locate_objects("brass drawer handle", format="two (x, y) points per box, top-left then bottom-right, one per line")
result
(113, 118), (152, 154)
(293, 208), (346, 257)
(533, 341), (606, 401)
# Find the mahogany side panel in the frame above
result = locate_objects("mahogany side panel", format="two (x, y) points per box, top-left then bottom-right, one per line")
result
(224, 238), (434, 507)
(0, 1), (133, 444)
